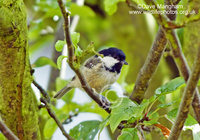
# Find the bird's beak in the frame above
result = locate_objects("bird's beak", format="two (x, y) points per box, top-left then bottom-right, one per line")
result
(123, 60), (128, 65)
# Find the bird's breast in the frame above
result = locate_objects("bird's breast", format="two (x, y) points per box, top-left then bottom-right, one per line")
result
(83, 66), (119, 93)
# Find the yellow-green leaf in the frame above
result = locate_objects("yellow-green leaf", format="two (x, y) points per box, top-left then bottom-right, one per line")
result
(32, 57), (57, 68)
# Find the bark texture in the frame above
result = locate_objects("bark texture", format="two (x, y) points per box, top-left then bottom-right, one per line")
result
(0, 0), (41, 139)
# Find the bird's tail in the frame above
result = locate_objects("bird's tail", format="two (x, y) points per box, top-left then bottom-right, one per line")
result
(53, 86), (72, 99)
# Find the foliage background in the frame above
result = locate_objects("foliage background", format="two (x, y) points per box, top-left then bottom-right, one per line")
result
(0, 0), (200, 139)
(26, 0), (199, 139)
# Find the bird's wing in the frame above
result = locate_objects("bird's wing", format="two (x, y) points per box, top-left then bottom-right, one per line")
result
(84, 56), (102, 69)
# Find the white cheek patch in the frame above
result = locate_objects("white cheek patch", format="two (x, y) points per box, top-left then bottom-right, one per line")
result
(101, 56), (119, 68)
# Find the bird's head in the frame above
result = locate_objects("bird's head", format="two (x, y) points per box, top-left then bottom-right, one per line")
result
(98, 47), (128, 73)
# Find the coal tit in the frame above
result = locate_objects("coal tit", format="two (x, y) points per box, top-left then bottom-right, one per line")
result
(54, 47), (128, 99)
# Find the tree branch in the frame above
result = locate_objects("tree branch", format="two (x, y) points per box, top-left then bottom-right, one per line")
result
(129, 27), (167, 103)
(32, 80), (50, 102)
(0, 120), (19, 140)
(129, 0), (177, 103)
(40, 98), (75, 140)
(164, 19), (200, 125)
(168, 44), (200, 140)
(32, 80), (74, 139)
(145, 0), (200, 125)
(60, 0), (85, 79)
(56, 0), (111, 113)
(57, 0), (73, 66)
(145, 0), (200, 29)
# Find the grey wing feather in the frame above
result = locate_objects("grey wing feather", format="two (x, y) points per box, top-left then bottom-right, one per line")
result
(84, 56), (102, 69)
(53, 86), (72, 99)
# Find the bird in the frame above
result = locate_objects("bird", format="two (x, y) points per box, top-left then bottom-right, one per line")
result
(54, 47), (128, 99)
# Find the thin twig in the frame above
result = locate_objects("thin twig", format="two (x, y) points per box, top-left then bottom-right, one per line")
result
(0, 120), (19, 140)
(57, 0), (73, 66)
(168, 45), (200, 140)
(56, 0), (111, 113)
(63, 112), (78, 124)
(40, 98), (75, 140)
(33, 80), (74, 139)
(32, 80), (50, 102)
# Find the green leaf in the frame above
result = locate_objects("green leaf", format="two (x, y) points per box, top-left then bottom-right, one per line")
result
(71, 32), (83, 57)
(185, 115), (199, 128)
(60, 101), (108, 118)
(32, 56), (57, 68)
(71, 32), (80, 46)
(98, 115), (110, 140)
(57, 55), (68, 70)
(118, 128), (139, 140)
(104, 0), (126, 15)
(70, 3), (95, 17)
(75, 46), (83, 57)
(166, 108), (178, 122)
(127, 117), (137, 124)
(158, 95), (166, 104)
(166, 108), (198, 127)
(109, 98), (139, 132)
(0, 133), (5, 140)
(155, 77), (185, 98)
(44, 118), (58, 138)
(157, 99), (180, 109)
(55, 40), (66, 52)
(145, 112), (159, 125)
(136, 99), (151, 118)
(69, 120), (101, 140)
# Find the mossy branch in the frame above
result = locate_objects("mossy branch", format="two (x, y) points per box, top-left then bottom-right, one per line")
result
(56, 0), (111, 113)
(129, 27), (167, 103)
(168, 44), (200, 140)
(0, 0), (41, 139)
(143, 0), (200, 125)
(127, 0), (200, 127)
(166, 26), (200, 124)
(128, 0), (176, 103)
